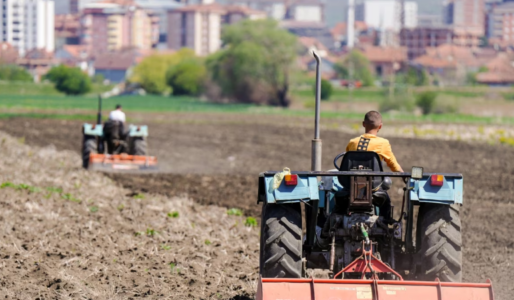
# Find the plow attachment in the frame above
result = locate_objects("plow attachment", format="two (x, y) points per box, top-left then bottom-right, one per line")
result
(88, 153), (158, 173)
(257, 278), (494, 300)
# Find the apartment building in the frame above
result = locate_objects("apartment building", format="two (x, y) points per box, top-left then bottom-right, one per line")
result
(168, 0), (265, 55)
(355, 0), (418, 32)
(443, 0), (485, 37)
(487, 2), (514, 44)
(400, 27), (455, 59)
(81, 1), (158, 55)
(228, 0), (324, 23)
(0, 0), (54, 55)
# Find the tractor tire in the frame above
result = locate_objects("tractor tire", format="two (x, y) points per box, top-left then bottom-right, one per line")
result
(131, 138), (147, 156)
(418, 203), (462, 282)
(82, 137), (97, 169)
(259, 203), (302, 278)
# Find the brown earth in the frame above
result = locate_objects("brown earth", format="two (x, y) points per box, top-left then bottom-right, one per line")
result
(0, 114), (513, 299)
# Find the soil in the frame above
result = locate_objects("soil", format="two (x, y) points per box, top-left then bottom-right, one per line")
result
(0, 114), (513, 299)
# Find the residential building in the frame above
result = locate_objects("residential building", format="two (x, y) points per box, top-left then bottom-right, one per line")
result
(133, 0), (183, 47)
(400, 27), (455, 59)
(487, 2), (514, 45)
(16, 48), (56, 81)
(359, 45), (408, 78)
(0, 0), (55, 56)
(167, 1), (224, 55)
(355, 0), (418, 32)
(228, 0), (324, 23)
(0, 42), (18, 64)
(167, 1), (265, 55)
(443, 0), (485, 41)
(93, 49), (137, 82)
(81, 0), (158, 55)
(476, 53), (514, 85)
(413, 44), (492, 85)
(55, 14), (80, 47)
(331, 21), (370, 48)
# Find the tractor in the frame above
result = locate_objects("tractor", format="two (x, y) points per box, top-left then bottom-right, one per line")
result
(256, 52), (494, 300)
(81, 96), (157, 172)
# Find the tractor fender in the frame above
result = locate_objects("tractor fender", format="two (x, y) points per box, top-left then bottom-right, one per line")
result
(257, 174), (319, 204)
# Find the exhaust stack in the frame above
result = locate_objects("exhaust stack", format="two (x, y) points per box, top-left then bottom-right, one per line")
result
(312, 51), (322, 172)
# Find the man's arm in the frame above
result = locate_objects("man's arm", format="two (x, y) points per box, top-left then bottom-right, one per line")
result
(381, 140), (403, 172)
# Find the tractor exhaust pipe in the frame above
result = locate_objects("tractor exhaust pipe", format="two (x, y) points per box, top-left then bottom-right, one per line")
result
(97, 95), (103, 125)
(312, 51), (322, 172)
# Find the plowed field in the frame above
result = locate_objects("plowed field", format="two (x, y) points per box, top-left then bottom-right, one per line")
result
(0, 114), (512, 299)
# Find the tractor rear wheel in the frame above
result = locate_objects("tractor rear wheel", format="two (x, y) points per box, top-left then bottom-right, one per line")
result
(131, 138), (147, 156)
(259, 203), (302, 278)
(82, 137), (97, 169)
(418, 204), (462, 282)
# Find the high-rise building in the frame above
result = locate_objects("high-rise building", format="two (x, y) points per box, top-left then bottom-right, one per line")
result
(81, 1), (158, 55)
(355, 0), (418, 32)
(443, 0), (485, 36)
(0, 0), (55, 55)
(487, 2), (514, 44)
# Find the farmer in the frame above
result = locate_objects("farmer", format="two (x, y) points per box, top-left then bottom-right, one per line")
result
(346, 110), (403, 173)
(109, 104), (126, 123)
(343, 110), (403, 220)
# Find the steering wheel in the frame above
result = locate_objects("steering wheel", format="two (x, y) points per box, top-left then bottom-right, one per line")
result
(333, 152), (346, 170)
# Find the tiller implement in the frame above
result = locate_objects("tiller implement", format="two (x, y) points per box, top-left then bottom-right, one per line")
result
(255, 52), (494, 300)
(81, 96), (158, 173)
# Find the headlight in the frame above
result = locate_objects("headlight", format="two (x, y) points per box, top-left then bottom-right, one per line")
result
(411, 166), (424, 180)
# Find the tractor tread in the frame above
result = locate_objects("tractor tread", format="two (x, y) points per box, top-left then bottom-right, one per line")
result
(260, 203), (302, 279)
(418, 204), (462, 282)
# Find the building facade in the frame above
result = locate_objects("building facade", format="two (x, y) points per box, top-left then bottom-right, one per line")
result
(443, 0), (485, 37)
(487, 2), (514, 44)
(0, 0), (54, 55)
(400, 27), (455, 59)
(81, 1), (157, 55)
(355, 0), (418, 32)
(168, 1), (265, 55)
(228, 0), (324, 23)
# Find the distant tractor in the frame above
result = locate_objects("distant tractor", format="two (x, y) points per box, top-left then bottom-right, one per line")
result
(255, 52), (494, 300)
(82, 96), (157, 172)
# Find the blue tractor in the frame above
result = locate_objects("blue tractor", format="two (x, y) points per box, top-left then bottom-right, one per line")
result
(255, 53), (492, 300)
(82, 96), (157, 172)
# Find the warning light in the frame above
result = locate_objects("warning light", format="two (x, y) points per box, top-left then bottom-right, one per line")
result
(430, 174), (444, 187)
(284, 174), (298, 186)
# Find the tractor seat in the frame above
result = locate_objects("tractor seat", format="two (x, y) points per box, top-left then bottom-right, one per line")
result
(337, 151), (384, 190)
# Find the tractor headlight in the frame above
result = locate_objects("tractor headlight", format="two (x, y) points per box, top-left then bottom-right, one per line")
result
(411, 166), (424, 180)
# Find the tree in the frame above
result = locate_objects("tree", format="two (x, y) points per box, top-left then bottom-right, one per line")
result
(334, 50), (374, 87)
(166, 57), (206, 96)
(415, 91), (438, 115)
(314, 78), (333, 100)
(0, 65), (32, 82)
(207, 19), (297, 106)
(130, 48), (196, 95)
(45, 65), (91, 95)
(404, 66), (430, 86)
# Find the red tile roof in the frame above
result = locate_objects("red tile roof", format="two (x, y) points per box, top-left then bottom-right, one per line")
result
(359, 46), (408, 63)
(331, 21), (368, 38)
(476, 53), (514, 84)
(415, 44), (484, 69)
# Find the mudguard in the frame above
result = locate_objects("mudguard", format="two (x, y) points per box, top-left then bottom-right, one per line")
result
(128, 125), (148, 137)
(83, 123), (103, 136)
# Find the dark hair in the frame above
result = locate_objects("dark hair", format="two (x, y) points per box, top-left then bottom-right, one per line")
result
(116, 104), (122, 109)
(364, 111), (382, 129)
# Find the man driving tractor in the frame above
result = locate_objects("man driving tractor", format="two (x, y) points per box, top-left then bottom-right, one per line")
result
(104, 104), (127, 154)
(335, 111), (403, 219)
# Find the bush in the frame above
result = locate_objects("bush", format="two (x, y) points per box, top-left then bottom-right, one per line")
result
(404, 66), (429, 86)
(166, 57), (206, 96)
(313, 78), (333, 100)
(130, 49), (197, 95)
(379, 86), (415, 112)
(335, 50), (374, 87)
(0, 64), (32, 82)
(45, 65), (91, 95)
(415, 91), (438, 115)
